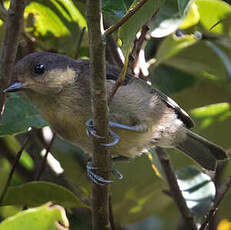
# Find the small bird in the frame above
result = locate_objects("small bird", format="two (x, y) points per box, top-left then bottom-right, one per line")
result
(5, 52), (228, 172)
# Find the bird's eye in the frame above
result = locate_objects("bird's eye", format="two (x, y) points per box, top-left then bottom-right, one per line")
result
(33, 64), (45, 75)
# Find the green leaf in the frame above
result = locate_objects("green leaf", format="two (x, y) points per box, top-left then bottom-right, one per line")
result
(160, 38), (231, 81)
(150, 64), (196, 94)
(150, 0), (192, 38)
(190, 103), (231, 129)
(195, 0), (231, 36)
(180, 3), (200, 29)
(154, 34), (197, 65)
(191, 103), (231, 118)
(0, 203), (69, 230)
(176, 166), (215, 217)
(0, 93), (48, 137)
(2, 181), (87, 208)
(119, 0), (163, 54)
(25, 0), (87, 56)
(205, 40), (231, 80)
(4, 136), (34, 170)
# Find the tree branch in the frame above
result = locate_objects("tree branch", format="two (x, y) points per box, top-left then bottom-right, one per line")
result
(0, 0), (26, 113)
(156, 147), (197, 230)
(104, 0), (149, 35)
(86, 0), (111, 230)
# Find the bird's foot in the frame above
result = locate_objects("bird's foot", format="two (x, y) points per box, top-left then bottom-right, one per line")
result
(86, 161), (123, 185)
(86, 119), (120, 146)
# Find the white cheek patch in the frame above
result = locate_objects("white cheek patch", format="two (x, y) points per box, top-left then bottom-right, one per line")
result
(46, 67), (77, 86)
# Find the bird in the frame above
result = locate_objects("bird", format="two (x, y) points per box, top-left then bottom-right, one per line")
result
(4, 51), (228, 177)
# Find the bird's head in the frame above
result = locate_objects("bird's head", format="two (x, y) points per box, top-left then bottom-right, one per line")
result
(5, 52), (79, 96)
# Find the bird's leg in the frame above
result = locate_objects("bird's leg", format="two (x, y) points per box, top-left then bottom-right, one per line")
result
(86, 118), (148, 146)
(108, 121), (149, 133)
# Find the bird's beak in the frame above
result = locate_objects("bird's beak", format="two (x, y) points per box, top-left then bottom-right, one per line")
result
(4, 82), (24, 93)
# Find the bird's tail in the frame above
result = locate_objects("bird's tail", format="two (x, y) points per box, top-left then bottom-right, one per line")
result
(176, 129), (228, 170)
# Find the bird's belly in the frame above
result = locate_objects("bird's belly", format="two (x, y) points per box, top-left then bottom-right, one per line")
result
(50, 119), (154, 158)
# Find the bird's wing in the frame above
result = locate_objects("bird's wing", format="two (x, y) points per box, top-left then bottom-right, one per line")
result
(105, 64), (194, 129)
(151, 87), (194, 129)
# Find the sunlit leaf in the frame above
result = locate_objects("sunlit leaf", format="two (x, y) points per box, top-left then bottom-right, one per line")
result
(0, 93), (48, 137)
(196, 0), (231, 36)
(176, 166), (215, 217)
(180, 3), (200, 29)
(1, 181), (87, 208)
(25, 0), (87, 55)
(4, 136), (34, 170)
(0, 203), (69, 230)
(191, 103), (230, 118)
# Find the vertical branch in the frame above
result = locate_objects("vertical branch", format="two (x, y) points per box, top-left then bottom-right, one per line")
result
(0, 0), (26, 113)
(86, 1), (111, 230)
(156, 147), (197, 230)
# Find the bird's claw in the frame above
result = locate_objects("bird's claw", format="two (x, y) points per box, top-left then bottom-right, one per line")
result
(87, 162), (113, 185)
(85, 119), (120, 146)
(86, 161), (123, 185)
(101, 129), (120, 146)
(86, 119), (103, 139)
(112, 168), (123, 180)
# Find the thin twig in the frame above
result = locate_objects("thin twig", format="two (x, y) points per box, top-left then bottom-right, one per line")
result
(156, 147), (197, 230)
(0, 0), (26, 114)
(34, 133), (56, 181)
(0, 134), (30, 204)
(130, 24), (149, 63)
(104, 0), (149, 35)
(108, 55), (129, 103)
(199, 175), (231, 230)
(75, 27), (86, 59)
(86, 0), (111, 229)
